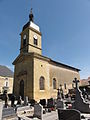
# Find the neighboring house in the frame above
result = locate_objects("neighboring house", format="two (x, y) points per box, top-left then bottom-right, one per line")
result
(0, 65), (13, 94)
(79, 77), (90, 95)
(80, 77), (90, 86)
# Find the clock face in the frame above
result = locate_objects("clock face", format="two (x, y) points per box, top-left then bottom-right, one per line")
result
(23, 34), (26, 40)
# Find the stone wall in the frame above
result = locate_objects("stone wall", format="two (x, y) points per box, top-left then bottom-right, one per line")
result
(13, 54), (33, 99)
(33, 57), (50, 101)
(13, 53), (80, 101)
(49, 64), (80, 95)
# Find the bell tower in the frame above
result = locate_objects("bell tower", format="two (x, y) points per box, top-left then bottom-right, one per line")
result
(20, 9), (42, 55)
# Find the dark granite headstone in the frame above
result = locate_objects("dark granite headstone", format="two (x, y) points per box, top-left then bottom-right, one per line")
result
(11, 94), (16, 107)
(72, 89), (90, 113)
(58, 109), (81, 120)
(4, 92), (9, 108)
(47, 98), (55, 108)
(40, 99), (46, 107)
(72, 78), (90, 113)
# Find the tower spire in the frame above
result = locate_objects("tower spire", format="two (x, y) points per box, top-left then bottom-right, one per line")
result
(29, 8), (34, 22)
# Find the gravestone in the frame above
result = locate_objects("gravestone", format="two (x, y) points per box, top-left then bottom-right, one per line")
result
(4, 92), (9, 108)
(72, 78), (90, 113)
(16, 105), (30, 113)
(0, 101), (3, 120)
(24, 96), (29, 105)
(17, 96), (22, 105)
(34, 103), (43, 120)
(73, 89), (90, 113)
(2, 107), (17, 119)
(47, 98), (55, 108)
(57, 87), (61, 99)
(11, 94), (16, 107)
(40, 99), (46, 107)
(58, 109), (81, 120)
(57, 99), (64, 109)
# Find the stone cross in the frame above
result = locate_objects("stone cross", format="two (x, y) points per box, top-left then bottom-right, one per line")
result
(73, 78), (80, 89)
(57, 84), (64, 99)
(57, 88), (61, 99)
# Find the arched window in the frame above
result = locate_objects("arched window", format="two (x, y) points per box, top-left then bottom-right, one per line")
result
(39, 76), (45, 90)
(53, 78), (56, 89)
(23, 34), (27, 46)
(33, 35), (38, 45)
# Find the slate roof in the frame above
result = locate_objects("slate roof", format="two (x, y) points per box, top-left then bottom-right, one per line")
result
(0, 65), (13, 77)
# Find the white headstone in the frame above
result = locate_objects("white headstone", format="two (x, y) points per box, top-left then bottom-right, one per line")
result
(0, 101), (3, 120)
(34, 103), (43, 120)
(24, 96), (28, 105)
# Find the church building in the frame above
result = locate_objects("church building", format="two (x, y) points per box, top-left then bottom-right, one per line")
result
(13, 9), (80, 101)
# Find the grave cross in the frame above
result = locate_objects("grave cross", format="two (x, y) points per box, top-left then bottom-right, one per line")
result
(57, 87), (61, 99)
(57, 84), (63, 99)
(73, 78), (80, 89)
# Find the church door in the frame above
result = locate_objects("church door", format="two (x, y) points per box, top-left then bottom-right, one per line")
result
(19, 80), (24, 100)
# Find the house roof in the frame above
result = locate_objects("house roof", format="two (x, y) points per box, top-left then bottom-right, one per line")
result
(13, 52), (80, 72)
(0, 65), (13, 77)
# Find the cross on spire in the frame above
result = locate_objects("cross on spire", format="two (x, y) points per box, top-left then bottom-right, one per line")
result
(29, 8), (34, 22)
(73, 78), (80, 89)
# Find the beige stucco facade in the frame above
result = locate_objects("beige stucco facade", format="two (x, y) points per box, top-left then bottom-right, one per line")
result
(13, 11), (80, 101)
(13, 53), (80, 101)
(0, 76), (13, 94)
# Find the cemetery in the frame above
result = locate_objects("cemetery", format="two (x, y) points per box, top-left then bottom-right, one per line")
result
(0, 78), (90, 120)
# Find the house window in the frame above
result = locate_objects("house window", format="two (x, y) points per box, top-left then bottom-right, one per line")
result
(6, 82), (8, 87)
(53, 78), (56, 89)
(39, 76), (45, 90)
(64, 83), (67, 89)
(5, 78), (9, 87)
(33, 35), (38, 45)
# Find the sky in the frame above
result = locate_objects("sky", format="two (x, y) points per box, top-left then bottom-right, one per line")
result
(0, 0), (90, 79)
